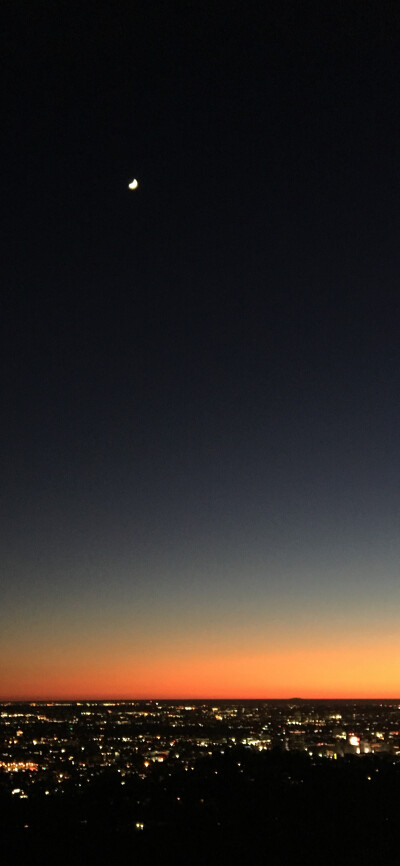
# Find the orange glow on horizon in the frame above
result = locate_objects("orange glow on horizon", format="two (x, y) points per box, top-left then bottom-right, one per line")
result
(1, 638), (400, 701)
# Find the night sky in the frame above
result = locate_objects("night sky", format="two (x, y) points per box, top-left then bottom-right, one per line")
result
(2, 1), (400, 698)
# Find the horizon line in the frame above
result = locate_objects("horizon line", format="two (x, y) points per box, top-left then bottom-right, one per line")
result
(1, 695), (400, 703)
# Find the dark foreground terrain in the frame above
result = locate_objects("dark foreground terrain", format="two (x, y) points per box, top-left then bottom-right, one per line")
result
(2, 748), (400, 865)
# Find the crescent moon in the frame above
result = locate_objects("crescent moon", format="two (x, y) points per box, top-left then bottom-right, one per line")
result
(128, 179), (138, 190)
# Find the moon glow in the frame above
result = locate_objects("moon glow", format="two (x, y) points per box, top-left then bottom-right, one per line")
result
(128, 179), (138, 190)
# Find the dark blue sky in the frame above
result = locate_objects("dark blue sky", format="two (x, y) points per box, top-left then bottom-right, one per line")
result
(2, 1), (400, 697)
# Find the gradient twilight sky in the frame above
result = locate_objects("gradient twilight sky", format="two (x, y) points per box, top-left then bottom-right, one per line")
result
(2, 1), (400, 699)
